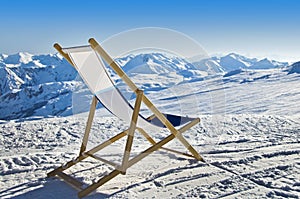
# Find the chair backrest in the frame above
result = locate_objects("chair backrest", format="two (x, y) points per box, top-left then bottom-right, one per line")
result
(63, 46), (160, 130)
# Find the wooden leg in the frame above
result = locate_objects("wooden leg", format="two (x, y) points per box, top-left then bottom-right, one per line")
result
(80, 96), (98, 155)
(138, 118), (203, 159)
(145, 98), (203, 161)
(120, 90), (143, 173)
(129, 118), (205, 167)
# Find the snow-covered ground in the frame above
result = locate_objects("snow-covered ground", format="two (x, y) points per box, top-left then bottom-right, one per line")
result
(0, 52), (299, 198)
(0, 114), (299, 198)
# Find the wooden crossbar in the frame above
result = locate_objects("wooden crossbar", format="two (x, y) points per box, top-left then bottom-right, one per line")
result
(86, 153), (119, 168)
(137, 127), (195, 158)
(47, 130), (128, 178)
(47, 40), (204, 198)
(56, 171), (84, 191)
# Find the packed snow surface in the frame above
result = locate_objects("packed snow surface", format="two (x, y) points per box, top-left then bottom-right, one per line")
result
(0, 114), (299, 198)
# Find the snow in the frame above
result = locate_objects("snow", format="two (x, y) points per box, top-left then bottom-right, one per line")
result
(0, 114), (299, 198)
(288, 62), (300, 74)
(223, 69), (243, 77)
(121, 53), (196, 75)
(4, 52), (33, 65)
(195, 53), (289, 74)
(0, 51), (299, 198)
(219, 53), (251, 71)
(250, 58), (287, 70)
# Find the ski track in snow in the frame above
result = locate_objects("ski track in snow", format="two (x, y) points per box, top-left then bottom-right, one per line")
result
(0, 114), (299, 198)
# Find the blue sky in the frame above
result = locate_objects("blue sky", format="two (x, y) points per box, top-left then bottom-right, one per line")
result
(1, 0), (299, 61)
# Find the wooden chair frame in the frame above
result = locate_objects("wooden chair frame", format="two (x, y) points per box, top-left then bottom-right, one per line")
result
(47, 38), (204, 198)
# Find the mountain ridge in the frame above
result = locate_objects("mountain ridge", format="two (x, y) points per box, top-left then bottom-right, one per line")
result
(0, 51), (296, 120)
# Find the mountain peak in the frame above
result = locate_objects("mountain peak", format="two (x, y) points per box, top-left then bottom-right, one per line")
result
(4, 52), (33, 65)
(121, 53), (176, 74)
(0, 54), (8, 61)
(119, 52), (199, 76)
(227, 52), (242, 58)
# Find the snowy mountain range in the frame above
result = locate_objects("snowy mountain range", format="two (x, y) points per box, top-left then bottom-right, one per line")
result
(194, 53), (289, 74)
(0, 52), (297, 120)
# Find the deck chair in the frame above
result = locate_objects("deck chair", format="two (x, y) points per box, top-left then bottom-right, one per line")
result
(47, 38), (205, 198)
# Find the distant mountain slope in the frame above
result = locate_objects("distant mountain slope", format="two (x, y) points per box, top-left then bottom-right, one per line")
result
(0, 52), (294, 120)
(288, 61), (300, 74)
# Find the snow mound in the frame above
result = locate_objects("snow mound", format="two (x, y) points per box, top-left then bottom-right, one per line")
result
(251, 58), (286, 69)
(288, 61), (300, 74)
(223, 69), (243, 77)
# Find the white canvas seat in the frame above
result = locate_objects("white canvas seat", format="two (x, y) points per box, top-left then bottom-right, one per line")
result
(64, 45), (195, 130)
(47, 38), (204, 198)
